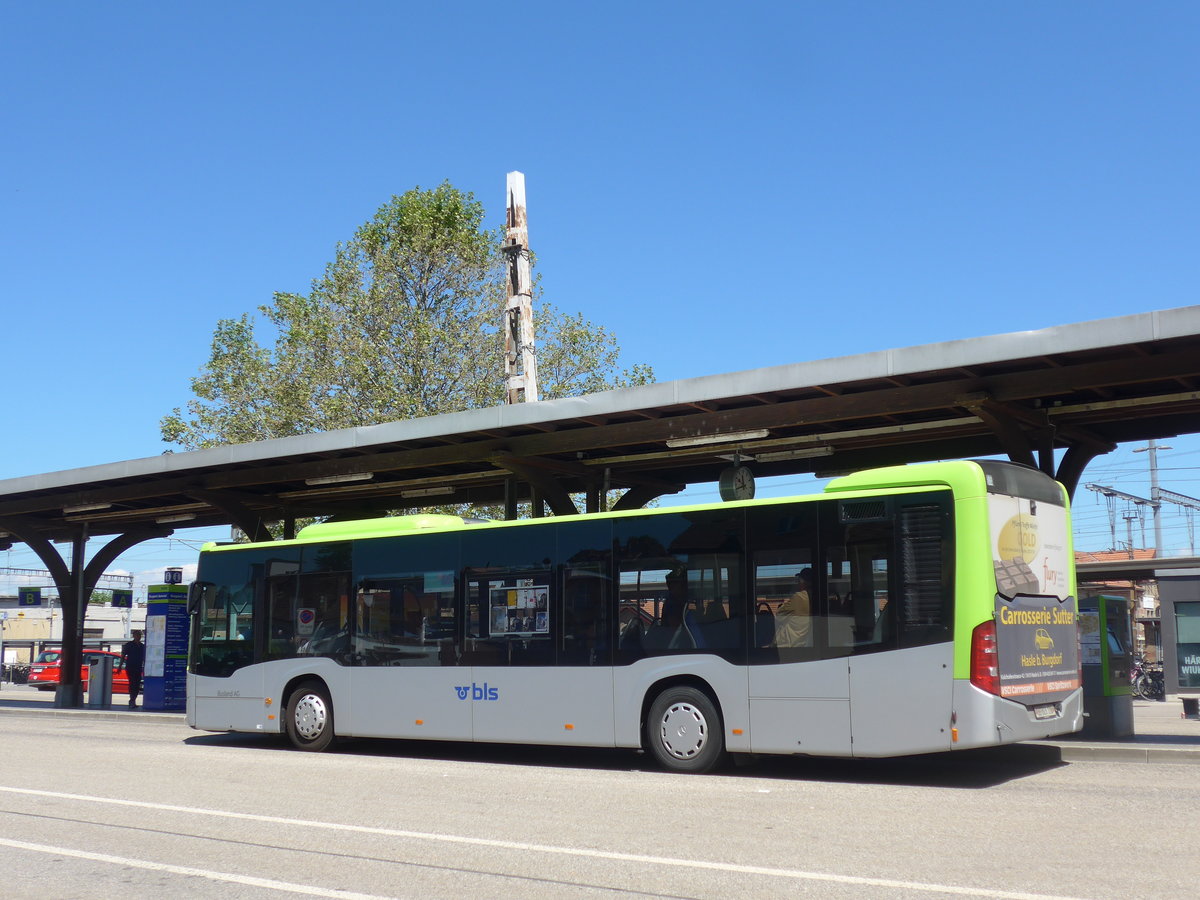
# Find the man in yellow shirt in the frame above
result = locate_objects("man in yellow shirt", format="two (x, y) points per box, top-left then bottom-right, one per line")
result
(775, 568), (813, 648)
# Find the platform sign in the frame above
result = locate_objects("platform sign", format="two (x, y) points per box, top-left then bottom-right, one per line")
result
(18, 588), (41, 607)
(143, 583), (189, 711)
(111, 589), (133, 609)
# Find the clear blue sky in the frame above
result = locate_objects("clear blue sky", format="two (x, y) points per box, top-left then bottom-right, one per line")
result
(2, 2), (1199, 593)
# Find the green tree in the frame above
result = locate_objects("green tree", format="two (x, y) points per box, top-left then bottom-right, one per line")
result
(162, 182), (653, 453)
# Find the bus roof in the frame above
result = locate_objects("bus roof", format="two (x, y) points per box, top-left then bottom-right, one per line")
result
(199, 459), (1013, 554)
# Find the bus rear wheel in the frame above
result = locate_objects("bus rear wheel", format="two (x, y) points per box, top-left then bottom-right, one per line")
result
(286, 680), (335, 752)
(645, 686), (725, 774)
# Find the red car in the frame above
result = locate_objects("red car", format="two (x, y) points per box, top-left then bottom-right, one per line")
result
(27, 649), (131, 695)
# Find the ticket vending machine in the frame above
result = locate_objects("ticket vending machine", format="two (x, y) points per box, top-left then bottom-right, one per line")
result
(1078, 595), (1134, 738)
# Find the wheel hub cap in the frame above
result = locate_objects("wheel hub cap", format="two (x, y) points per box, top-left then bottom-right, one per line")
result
(295, 694), (327, 740)
(659, 702), (707, 759)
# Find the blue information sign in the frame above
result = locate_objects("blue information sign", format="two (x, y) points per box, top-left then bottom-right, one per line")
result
(18, 587), (41, 607)
(111, 589), (133, 609)
(143, 584), (189, 711)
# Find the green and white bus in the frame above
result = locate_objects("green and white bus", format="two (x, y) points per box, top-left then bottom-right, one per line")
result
(186, 459), (1082, 772)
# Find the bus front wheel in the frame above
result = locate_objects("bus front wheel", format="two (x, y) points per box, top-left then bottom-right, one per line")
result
(645, 686), (725, 774)
(285, 680), (335, 752)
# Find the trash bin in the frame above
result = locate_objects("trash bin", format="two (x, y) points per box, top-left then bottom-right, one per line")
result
(87, 656), (113, 709)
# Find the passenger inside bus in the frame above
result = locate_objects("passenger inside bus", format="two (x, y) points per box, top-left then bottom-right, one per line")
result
(618, 605), (645, 649)
(775, 568), (814, 648)
(641, 571), (697, 650)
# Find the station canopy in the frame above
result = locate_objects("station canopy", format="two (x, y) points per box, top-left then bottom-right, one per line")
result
(3, 304), (1200, 546)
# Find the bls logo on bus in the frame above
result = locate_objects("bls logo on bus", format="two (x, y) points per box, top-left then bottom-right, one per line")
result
(454, 682), (499, 701)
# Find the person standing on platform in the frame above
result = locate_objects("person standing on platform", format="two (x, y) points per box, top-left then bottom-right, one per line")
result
(121, 630), (145, 709)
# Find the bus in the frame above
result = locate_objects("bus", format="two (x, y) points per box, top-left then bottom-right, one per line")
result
(186, 459), (1083, 772)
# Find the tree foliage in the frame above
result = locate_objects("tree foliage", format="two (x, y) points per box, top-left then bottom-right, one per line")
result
(162, 182), (653, 450)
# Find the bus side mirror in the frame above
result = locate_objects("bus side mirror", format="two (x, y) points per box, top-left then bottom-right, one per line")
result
(188, 582), (210, 616)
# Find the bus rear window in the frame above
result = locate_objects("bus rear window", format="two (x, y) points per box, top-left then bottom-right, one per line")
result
(975, 460), (1065, 506)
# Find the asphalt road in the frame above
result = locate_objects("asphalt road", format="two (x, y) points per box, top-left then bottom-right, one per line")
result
(0, 714), (1194, 900)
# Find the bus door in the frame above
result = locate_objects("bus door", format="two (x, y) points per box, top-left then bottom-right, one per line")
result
(189, 551), (286, 733)
(746, 505), (853, 757)
(466, 564), (614, 747)
(189, 579), (266, 731)
(347, 571), (470, 741)
(841, 500), (954, 757)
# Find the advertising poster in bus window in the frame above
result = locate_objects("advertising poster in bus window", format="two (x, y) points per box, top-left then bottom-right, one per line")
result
(994, 594), (1081, 701)
(489, 586), (549, 636)
(989, 495), (1070, 600)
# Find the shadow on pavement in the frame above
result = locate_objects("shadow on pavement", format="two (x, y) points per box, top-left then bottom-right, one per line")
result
(182, 732), (1065, 789)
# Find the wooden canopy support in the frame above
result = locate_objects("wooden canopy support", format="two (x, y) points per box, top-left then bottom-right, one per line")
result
(611, 483), (685, 511)
(0, 517), (71, 600)
(491, 454), (686, 517)
(491, 456), (579, 517)
(1056, 444), (1108, 500)
(959, 396), (1044, 472)
(958, 394), (1115, 498)
(1053, 421), (1118, 499)
(186, 489), (275, 542)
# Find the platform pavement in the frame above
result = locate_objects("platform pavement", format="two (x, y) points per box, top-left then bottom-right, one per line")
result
(1041, 696), (1200, 765)
(0, 682), (1197, 764)
(0, 682), (185, 723)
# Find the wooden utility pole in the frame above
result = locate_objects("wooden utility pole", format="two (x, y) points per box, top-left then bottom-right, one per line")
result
(503, 171), (538, 403)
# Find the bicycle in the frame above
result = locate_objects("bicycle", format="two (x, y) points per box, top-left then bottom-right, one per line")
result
(1135, 660), (1165, 701)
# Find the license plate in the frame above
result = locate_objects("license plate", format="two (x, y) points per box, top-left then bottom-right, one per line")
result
(1033, 704), (1058, 720)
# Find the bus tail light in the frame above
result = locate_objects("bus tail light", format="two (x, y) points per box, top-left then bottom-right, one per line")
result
(970, 620), (1000, 696)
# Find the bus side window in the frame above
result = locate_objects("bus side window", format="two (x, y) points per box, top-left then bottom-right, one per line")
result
(562, 562), (608, 665)
(825, 557), (854, 651)
(826, 523), (896, 654)
(464, 578), (507, 665)
(614, 507), (745, 664)
(897, 503), (952, 648)
(297, 572), (352, 663)
(267, 573), (299, 660)
(354, 574), (457, 667)
(752, 551), (815, 658)
(746, 504), (819, 665)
